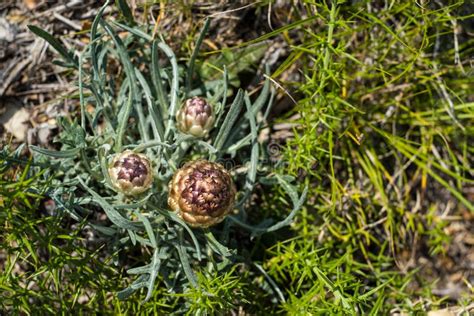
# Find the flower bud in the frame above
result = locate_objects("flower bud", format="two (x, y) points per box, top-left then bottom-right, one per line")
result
(108, 150), (153, 196)
(168, 160), (236, 228)
(176, 97), (215, 137)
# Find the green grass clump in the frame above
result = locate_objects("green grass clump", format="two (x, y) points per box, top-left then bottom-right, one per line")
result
(0, 146), (246, 314)
(0, 147), (117, 313)
(259, 1), (473, 313)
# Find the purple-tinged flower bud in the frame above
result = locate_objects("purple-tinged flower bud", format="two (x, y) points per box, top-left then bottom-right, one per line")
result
(168, 160), (236, 228)
(108, 150), (153, 196)
(176, 97), (215, 137)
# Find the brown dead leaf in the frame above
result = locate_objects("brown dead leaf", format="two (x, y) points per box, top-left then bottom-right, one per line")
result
(0, 101), (30, 141)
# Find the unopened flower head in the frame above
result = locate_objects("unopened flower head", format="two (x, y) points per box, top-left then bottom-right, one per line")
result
(108, 150), (153, 196)
(176, 97), (215, 137)
(168, 160), (236, 228)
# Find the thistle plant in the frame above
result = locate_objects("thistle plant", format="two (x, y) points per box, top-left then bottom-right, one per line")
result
(176, 97), (215, 138)
(168, 160), (236, 228)
(109, 150), (153, 196)
(27, 2), (306, 302)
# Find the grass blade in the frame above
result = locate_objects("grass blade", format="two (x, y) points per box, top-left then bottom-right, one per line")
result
(213, 89), (244, 153)
(29, 146), (81, 159)
(79, 178), (142, 231)
(186, 18), (210, 95)
(27, 25), (77, 67)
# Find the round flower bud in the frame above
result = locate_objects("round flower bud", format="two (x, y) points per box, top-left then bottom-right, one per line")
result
(168, 160), (236, 228)
(108, 150), (153, 196)
(176, 97), (215, 137)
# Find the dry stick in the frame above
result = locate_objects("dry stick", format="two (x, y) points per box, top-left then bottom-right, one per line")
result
(0, 57), (32, 96)
(208, 2), (260, 17)
(11, 87), (70, 96)
(434, 77), (465, 131)
(267, 1), (273, 31)
(53, 12), (82, 31)
(151, 0), (165, 40)
(430, 2), (465, 132)
(263, 74), (298, 106)
(37, 0), (83, 16)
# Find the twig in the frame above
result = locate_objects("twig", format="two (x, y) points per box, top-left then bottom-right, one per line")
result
(208, 2), (260, 18)
(0, 57), (32, 96)
(53, 12), (82, 31)
(263, 74), (298, 106)
(37, 0), (84, 16)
